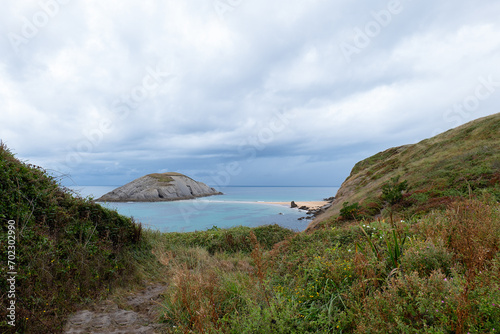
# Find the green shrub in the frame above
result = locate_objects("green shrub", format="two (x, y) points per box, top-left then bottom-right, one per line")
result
(340, 202), (361, 220)
(408, 191), (430, 204)
(162, 225), (295, 255)
(0, 143), (143, 333)
(468, 254), (500, 332)
(356, 271), (461, 333)
(400, 240), (453, 277)
(381, 176), (408, 206)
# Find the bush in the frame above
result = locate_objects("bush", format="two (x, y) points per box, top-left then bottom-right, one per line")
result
(161, 225), (295, 255)
(356, 271), (461, 333)
(381, 176), (408, 206)
(0, 143), (143, 333)
(340, 202), (361, 220)
(400, 239), (453, 277)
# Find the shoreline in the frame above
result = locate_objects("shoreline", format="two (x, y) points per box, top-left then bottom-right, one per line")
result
(264, 201), (330, 211)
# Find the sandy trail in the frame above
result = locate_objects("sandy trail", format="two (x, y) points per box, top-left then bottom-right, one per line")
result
(63, 283), (167, 334)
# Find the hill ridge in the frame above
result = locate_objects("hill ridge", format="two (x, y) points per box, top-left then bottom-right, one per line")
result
(308, 112), (500, 229)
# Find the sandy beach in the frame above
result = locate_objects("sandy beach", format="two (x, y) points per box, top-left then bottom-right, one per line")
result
(265, 201), (329, 210)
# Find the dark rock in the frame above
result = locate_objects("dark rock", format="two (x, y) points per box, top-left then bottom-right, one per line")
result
(321, 203), (333, 210)
(290, 201), (298, 208)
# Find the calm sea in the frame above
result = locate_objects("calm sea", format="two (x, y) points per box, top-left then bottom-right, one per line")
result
(70, 186), (339, 233)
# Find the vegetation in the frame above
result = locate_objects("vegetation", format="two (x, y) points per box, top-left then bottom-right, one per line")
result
(148, 172), (192, 183)
(148, 173), (175, 183)
(160, 224), (295, 255)
(310, 113), (500, 228)
(340, 201), (362, 220)
(149, 198), (499, 333)
(381, 176), (408, 206)
(0, 142), (155, 333)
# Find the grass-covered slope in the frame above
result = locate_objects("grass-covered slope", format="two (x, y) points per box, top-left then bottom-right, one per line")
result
(140, 114), (500, 333)
(150, 199), (500, 333)
(0, 143), (147, 333)
(310, 112), (500, 229)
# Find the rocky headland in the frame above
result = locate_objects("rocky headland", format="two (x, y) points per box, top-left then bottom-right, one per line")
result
(97, 172), (222, 202)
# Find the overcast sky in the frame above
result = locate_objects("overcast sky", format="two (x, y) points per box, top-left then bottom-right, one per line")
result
(1, 0), (499, 187)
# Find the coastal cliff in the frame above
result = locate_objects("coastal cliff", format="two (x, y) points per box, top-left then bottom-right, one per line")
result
(308, 112), (500, 230)
(97, 172), (222, 202)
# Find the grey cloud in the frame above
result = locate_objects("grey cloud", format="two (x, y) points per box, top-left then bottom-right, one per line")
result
(1, 0), (499, 186)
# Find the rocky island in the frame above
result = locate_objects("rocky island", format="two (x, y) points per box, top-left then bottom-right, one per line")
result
(96, 172), (222, 202)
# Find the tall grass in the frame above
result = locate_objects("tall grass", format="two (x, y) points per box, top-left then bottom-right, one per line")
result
(153, 198), (500, 333)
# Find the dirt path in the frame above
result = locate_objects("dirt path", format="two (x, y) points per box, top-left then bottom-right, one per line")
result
(63, 283), (168, 334)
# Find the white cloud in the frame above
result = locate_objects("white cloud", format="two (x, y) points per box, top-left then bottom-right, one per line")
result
(1, 0), (499, 186)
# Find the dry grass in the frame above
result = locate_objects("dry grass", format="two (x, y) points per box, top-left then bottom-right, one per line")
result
(443, 200), (500, 275)
(152, 232), (262, 333)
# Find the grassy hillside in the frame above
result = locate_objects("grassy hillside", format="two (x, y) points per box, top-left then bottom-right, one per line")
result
(0, 142), (153, 333)
(309, 112), (500, 229)
(143, 114), (499, 333)
(148, 199), (499, 333)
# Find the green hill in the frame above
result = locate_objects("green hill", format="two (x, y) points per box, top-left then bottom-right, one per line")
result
(0, 142), (149, 333)
(309, 112), (500, 229)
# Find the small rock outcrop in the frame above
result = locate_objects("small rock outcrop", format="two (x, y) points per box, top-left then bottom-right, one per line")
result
(97, 172), (222, 202)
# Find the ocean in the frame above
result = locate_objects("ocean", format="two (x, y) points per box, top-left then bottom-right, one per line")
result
(70, 186), (339, 233)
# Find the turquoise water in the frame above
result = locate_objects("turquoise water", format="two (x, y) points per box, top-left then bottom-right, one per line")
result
(70, 186), (339, 232)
